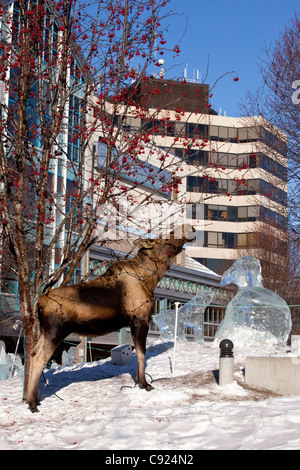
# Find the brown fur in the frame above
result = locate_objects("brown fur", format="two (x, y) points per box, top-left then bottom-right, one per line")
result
(25, 224), (194, 412)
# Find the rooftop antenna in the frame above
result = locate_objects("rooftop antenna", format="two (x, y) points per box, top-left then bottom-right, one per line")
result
(158, 59), (165, 78)
(183, 64), (201, 83)
(184, 63), (188, 80)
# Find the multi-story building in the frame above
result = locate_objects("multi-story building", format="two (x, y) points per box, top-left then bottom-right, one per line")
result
(115, 77), (288, 274)
(0, 0), (91, 348)
(0, 0), (90, 285)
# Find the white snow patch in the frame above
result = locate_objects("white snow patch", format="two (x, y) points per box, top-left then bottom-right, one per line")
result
(1, 338), (300, 450)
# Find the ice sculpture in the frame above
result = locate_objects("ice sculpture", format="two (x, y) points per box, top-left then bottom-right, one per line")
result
(62, 346), (78, 366)
(180, 290), (215, 343)
(153, 306), (187, 342)
(153, 289), (214, 343)
(0, 342), (24, 381)
(213, 256), (292, 347)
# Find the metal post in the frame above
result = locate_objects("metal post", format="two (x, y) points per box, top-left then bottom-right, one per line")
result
(173, 302), (180, 377)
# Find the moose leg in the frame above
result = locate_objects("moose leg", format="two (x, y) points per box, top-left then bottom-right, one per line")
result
(26, 333), (59, 413)
(131, 318), (154, 391)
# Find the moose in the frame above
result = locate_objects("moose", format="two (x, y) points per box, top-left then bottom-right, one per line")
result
(25, 224), (195, 412)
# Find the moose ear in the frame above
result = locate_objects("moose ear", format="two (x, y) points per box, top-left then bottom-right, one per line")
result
(133, 238), (155, 249)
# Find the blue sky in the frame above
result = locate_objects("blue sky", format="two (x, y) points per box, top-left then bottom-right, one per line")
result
(159, 0), (300, 117)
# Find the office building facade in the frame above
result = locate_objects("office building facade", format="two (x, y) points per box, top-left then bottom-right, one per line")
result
(115, 77), (288, 274)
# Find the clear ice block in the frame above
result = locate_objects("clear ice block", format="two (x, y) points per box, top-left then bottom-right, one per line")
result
(213, 256), (292, 347)
(153, 289), (214, 343)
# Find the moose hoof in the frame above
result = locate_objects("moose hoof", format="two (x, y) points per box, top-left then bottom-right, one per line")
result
(139, 383), (154, 391)
(146, 383), (154, 391)
(27, 401), (40, 413)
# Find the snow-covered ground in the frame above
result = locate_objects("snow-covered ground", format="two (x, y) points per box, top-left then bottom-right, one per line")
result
(1, 338), (300, 450)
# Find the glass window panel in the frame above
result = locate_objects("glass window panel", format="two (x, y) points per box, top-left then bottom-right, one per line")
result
(187, 123), (195, 137)
(219, 206), (228, 220)
(218, 153), (228, 167)
(175, 148), (184, 158)
(227, 180), (237, 193)
(219, 127), (228, 139)
(218, 179), (227, 191)
(207, 232), (218, 246)
(187, 176), (196, 191)
(227, 233), (235, 248)
(238, 206), (247, 219)
(187, 149), (198, 164)
(130, 117), (141, 128)
(248, 206), (260, 220)
(166, 121), (175, 135)
(227, 154), (237, 167)
(209, 152), (219, 164)
(238, 154), (249, 166)
(249, 153), (258, 168)
(208, 178), (218, 193)
(158, 120), (166, 135)
(248, 232), (259, 247)
(247, 127), (260, 141)
(57, 175), (64, 194)
(175, 122), (186, 136)
(198, 124), (208, 139)
(238, 128), (248, 141)
(238, 233), (247, 247)
(228, 127), (238, 139)
(227, 206), (237, 221)
(219, 233), (225, 246)
(207, 205), (219, 220)
(193, 124), (202, 137)
(247, 180), (260, 193)
(199, 151), (208, 165)
(210, 125), (219, 137)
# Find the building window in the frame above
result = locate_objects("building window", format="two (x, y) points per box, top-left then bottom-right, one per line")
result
(189, 152), (286, 181)
(261, 154), (287, 181)
(187, 176), (240, 194)
(196, 258), (235, 275)
(261, 127), (287, 157)
(68, 95), (84, 164)
(209, 126), (260, 143)
(261, 180), (287, 206)
(204, 307), (226, 339)
(203, 231), (265, 249)
(204, 232), (237, 249)
(187, 150), (208, 165)
(174, 121), (186, 137)
(204, 204), (261, 223)
(261, 206), (287, 227)
(187, 122), (208, 139)
(237, 232), (260, 248)
(207, 205), (228, 221)
(187, 176), (287, 206)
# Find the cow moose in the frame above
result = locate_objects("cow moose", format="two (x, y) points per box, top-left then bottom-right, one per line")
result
(25, 224), (195, 412)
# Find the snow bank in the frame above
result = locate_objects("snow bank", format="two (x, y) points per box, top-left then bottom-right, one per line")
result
(1, 339), (300, 450)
